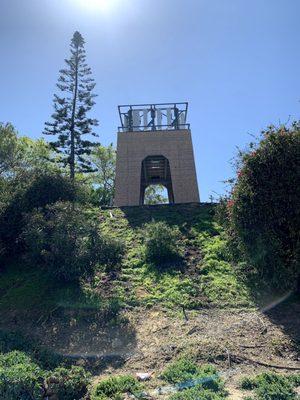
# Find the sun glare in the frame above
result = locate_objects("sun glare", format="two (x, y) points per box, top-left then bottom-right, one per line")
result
(78, 0), (115, 12)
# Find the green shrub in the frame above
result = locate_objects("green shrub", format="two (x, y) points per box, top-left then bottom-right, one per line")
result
(255, 381), (295, 400)
(97, 234), (126, 270)
(240, 376), (257, 390)
(169, 387), (227, 400)
(287, 374), (300, 387)
(161, 357), (224, 394)
(143, 221), (182, 266)
(0, 351), (45, 400)
(161, 357), (201, 384)
(22, 201), (125, 281)
(240, 372), (299, 400)
(91, 375), (141, 400)
(45, 366), (91, 400)
(0, 172), (78, 259)
(0, 351), (91, 400)
(0, 330), (63, 370)
(219, 123), (300, 290)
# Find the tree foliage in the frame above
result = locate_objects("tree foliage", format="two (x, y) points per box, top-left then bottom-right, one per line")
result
(0, 172), (78, 260)
(144, 184), (168, 205)
(44, 31), (98, 180)
(22, 201), (125, 281)
(0, 123), (52, 179)
(219, 123), (300, 290)
(89, 144), (116, 205)
(0, 123), (19, 177)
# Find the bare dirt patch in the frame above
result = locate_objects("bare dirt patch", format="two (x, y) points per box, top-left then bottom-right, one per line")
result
(1, 297), (299, 398)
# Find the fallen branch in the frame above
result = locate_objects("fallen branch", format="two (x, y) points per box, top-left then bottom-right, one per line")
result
(232, 354), (300, 371)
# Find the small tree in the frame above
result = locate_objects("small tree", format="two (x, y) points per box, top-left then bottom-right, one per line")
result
(90, 144), (116, 205)
(0, 123), (55, 181)
(44, 31), (98, 180)
(0, 123), (19, 177)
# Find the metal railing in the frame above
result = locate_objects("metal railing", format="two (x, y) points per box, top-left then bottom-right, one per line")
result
(118, 102), (190, 132)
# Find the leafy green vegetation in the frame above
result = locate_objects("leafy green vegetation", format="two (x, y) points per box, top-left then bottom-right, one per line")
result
(160, 356), (227, 399)
(102, 204), (252, 309)
(0, 350), (91, 400)
(91, 375), (141, 400)
(239, 372), (300, 400)
(143, 220), (183, 266)
(219, 124), (300, 291)
(0, 330), (63, 370)
(22, 201), (125, 281)
(169, 387), (227, 400)
(45, 366), (91, 400)
(0, 351), (45, 400)
(1, 204), (253, 314)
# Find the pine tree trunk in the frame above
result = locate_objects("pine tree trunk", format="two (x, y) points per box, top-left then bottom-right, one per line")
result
(70, 48), (79, 181)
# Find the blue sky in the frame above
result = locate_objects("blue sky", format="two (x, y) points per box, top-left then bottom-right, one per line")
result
(1, 0), (300, 201)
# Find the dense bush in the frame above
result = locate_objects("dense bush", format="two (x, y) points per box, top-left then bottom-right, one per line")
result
(0, 351), (45, 400)
(161, 357), (224, 392)
(97, 234), (126, 270)
(0, 172), (78, 259)
(91, 375), (141, 400)
(45, 366), (91, 400)
(219, 124), (300, 290)
(169, 387), (227, 400)
(143, 221), (182, 266)
(0, 330), (63, 370)
(240, 372), (299, 400)
(0, 351), (91, 400)
(23, 201), (125, 281)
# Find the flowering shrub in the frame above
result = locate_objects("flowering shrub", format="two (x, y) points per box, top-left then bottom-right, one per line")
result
(219, 123), (300, 290)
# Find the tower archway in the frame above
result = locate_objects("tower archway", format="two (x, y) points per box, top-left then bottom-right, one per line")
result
(140, 155), (174, 205)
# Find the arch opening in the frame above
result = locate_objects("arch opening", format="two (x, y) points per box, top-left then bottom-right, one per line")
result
(140, 155), (174, 205)
(144, 185), (169, 205)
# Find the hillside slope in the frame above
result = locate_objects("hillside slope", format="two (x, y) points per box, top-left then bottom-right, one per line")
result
(0, 203), (252, 318)
(1, 203), (299, 399)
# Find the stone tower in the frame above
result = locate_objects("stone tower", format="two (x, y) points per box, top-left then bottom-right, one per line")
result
(114, 103), (200, 206)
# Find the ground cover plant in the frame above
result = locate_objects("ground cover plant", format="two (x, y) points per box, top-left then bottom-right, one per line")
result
(0, 330), (64, 370)
(22, 201), (125, 281)
(0, 351), (45, 400)
(91, 374), (142, 400)
(239, 372), (300, 400)
(0, 204), (253, 319)
(161, 356), (227, 399)
(0, 350), (91, 400)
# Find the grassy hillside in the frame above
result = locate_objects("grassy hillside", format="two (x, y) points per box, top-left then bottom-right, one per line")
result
(1, 203), (300, 400)
(0, 203), (253, 320)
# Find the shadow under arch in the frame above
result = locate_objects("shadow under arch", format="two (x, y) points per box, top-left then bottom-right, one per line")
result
(140, 155), (174, 205)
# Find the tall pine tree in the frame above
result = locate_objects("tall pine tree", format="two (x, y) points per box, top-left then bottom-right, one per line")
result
(44, 31), (98, 180)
